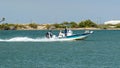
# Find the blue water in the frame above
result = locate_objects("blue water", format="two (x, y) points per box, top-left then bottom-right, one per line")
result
(0, 30), (120, 68)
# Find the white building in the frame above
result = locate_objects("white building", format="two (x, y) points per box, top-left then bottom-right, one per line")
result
(104, 20), (120, 25)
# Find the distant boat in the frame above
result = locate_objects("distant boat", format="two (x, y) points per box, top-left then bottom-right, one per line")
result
(45, 29), (93, 41)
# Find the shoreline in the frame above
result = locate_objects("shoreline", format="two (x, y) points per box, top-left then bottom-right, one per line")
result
(0, 23), (120, 30)
(7, 28), (120, 30)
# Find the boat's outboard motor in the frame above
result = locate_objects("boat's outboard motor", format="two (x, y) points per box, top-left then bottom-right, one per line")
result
(46, 31), (53, 38)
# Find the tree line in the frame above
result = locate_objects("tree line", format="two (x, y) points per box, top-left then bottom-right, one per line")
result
(1, 19), (120, 30)
(47, 19), (98, 29)
(0, 23), (38, 30)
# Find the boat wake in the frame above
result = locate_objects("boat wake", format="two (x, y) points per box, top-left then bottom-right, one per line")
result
(0, 37), (71, 42)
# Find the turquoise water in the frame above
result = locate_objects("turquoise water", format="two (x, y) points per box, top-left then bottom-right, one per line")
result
(0, 30), (120, 68)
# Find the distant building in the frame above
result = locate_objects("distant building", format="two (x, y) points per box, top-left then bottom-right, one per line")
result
(104, 20), (120, 25)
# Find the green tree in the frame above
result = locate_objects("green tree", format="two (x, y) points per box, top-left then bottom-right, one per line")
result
(115, 24), (120, 28)
(28, 23), (38, 29)
(0, 17), (5, 23)
(98, 24), (109, 29)
(53, 23), (61, 28)
(46, 24), (51, 29)
(0, 23), (10, 30)
(70, 21), (78, 28)
(61, 21), (69, 25)
(61, 21), (69, 27)
(79, 19), (97, 28)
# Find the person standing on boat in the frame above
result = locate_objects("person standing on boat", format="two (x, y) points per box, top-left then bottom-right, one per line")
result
(64, 27), (68, 36)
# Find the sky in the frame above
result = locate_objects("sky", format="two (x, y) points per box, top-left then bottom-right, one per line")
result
(0, 0), (120, 24)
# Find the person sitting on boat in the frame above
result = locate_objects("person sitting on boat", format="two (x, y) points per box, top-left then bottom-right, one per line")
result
(84, 30), (93, 34)
(46, 30), (53, 38)
(67, 29), (73, 36)
(58, 30), (65, 38)
(84, 30), (90, 33)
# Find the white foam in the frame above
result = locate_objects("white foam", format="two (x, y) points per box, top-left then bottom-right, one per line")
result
(0, 37), (72, 42)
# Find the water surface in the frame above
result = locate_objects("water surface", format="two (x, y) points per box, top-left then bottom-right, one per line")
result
(0, 30), (120, 68)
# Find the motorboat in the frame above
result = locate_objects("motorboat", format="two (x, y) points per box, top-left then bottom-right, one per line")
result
(45, 29), (93, 41)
